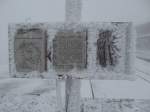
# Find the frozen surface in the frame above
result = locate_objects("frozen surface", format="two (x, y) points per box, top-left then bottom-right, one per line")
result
(82, 99), (150, 112)
(136, 50), (150, 62)
(0, 79), (56, 112)
(0, 58), (150, 111)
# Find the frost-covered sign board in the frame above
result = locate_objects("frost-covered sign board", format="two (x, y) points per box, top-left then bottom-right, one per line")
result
(53, 30), (87, 71)
(9, 22), (136, 80)
(14, 28), (47, 73)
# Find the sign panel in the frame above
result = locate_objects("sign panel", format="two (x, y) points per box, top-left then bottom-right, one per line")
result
(8, 24), (48, 77)
(53, 30), (87, 71)
(9, 22), (136, 80)
(14, 28), (47, 73)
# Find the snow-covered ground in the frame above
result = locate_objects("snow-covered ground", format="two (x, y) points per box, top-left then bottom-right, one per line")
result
(136, 50), (150, 62)
(0, 58), (150, 112)
(0, 78), (56, 112)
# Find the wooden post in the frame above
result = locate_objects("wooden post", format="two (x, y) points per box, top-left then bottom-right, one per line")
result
(65, 0), (82, 112)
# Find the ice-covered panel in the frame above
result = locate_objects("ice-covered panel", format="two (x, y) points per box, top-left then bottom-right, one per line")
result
(53, 30), (87, 71)
(9, 22), (136, 80)
(14, 28), (47, 73)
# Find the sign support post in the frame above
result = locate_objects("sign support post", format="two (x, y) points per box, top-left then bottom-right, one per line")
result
(65, 0), (82, 112)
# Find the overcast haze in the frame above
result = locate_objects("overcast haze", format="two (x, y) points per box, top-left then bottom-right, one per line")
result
(0, 0), (150, 66)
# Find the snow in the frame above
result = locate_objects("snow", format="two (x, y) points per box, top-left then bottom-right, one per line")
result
(82, 99), (150, 112)
(0, 58), (150, 111)
(136, 50), (150, 62)
(0, 78), (56, 112)
(0, 65), (9, 79)
(136, 57), (150, 74)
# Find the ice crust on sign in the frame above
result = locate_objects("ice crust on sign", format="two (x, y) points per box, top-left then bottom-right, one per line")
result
(8, 22), (136, 80)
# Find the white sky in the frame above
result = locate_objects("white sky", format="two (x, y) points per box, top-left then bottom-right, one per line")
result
(82, 0), (150, 24)
(0, 0), (150, 66)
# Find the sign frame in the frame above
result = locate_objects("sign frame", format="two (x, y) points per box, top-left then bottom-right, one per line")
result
(8, 22), (136, 80)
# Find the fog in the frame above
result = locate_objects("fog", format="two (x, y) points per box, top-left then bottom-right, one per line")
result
(0, 0), (150, 66)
